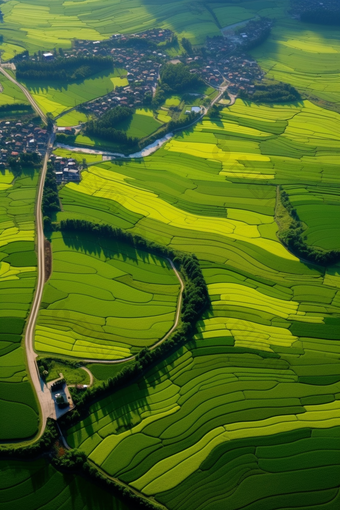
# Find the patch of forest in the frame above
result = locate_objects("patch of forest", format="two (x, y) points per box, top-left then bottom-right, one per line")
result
(84, 106), (138, 147)
(16, 56), (113, 82)
(241, 81), (301, 103)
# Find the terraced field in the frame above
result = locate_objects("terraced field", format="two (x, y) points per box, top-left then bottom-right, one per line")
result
(2, 1), (340, 507)
(0, 458), (129, 509)
(35, 231), (180, 359)
(0, 0), (221, 53)
(283, 185), (340, 251)
(63, 96), (340, 506)
(253, 16), (340, 104)
(0, 169), (39, 441)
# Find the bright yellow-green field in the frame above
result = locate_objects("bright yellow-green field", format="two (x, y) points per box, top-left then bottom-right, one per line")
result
(25, 72), (118, 117)
(56, 110), (88, 127)
(67, 164), (295, 260)
(0, 73), (30, 106)
(0, 0), (221, 54)
(252, 17), (340, 104)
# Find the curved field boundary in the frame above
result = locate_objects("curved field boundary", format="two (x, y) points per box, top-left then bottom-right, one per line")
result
(82, 258), (184, 364)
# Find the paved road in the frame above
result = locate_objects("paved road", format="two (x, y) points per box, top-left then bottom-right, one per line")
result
(0, 66), (47, 124)
(2, 69), (219, 438)
(0, 65), (56, 437)
(24, 138), (57, 432)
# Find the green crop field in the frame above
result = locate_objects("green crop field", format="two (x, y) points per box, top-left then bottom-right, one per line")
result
(116, 109), (162, 139)
(0, 169), (39, 441)
(0, 458), (129, 509)
(0, 73), (30, 106)
(0, 0), (222, 55)
(35, 231), (180, 359)
(282, 185), (340, 251)
(56, 110), (88, 127)
(62, 92), (340, 507)
(1, 0), (340, 508)
(23, 72), (118, 118)
(252, 17), (340, 105)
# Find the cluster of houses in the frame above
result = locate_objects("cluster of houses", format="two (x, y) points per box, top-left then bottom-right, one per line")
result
(0, 120), (49, 167)
(67, 31), (174, 117)
(49, 154), (81, 184)
(290, 0), (339, 16)
(75, 27), (266, 118)
(187, 39), (263, 95)
(77, 79), (155, 118)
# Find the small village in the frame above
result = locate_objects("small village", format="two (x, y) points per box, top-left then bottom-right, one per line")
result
(49, 154), (81, 184)
(0, 19), (271, 179)
(0, 119), (49, 168)
(11, 20), (270, 122)
(290, 0), (339, 17)
(74, 21), (269, 118)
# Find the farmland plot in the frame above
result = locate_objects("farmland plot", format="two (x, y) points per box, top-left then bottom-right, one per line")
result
(0, 170), (39, 441)
(0, 0), (220, 53)
(35, 231), (180, 359)
(283, 185), (340, 251)
(0, 73), (30, 107)
(62, 95), (340, 505)
(0, 458), (129, 509)
(24, 72), (118, 118)
(252, 17), (340, 104)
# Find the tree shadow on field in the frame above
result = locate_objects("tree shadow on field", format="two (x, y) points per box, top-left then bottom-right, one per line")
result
(146, 344), (187, 389)
(61, 230), (168, 269)
(207, 114), (224, 128)
(30, 458), (49, 491)
(68, 473), (123, 509)
(21, 69), (115, 95)
(81, 348), (188, 444)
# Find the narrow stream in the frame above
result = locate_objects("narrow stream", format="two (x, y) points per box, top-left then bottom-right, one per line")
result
(55, 132), (174, 160)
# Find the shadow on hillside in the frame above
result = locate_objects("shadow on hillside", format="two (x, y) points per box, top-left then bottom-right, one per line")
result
(60, 229), (168, 268)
